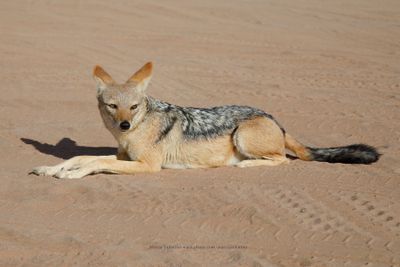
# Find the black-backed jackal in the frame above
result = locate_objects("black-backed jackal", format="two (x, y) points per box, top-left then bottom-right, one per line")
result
(32, 62), (380, 179)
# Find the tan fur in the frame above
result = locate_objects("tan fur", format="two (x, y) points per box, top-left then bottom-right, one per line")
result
(234, 117), (285, 158)
(233, 116), (289, 167)
(126, 62), (153, 84)
(93, 65), (114, 85)
(284, 133), (312, 161)
(160, 125), (243, 169)
(236, 158), (289, 168)
(115, 108), (132, 123)
(31, 62), (303, 179)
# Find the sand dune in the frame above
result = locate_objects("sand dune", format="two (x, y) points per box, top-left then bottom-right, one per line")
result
(1, 0), (399, 266)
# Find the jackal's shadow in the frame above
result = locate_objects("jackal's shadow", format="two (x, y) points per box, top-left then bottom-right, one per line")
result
(21, 137), (117, 160)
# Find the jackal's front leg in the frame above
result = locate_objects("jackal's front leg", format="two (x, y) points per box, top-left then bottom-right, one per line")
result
(54, 157), (162, 179)
(31, 155), (117, 177)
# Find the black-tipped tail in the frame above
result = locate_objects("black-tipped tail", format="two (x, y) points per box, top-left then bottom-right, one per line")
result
(308, 144), (380, 164)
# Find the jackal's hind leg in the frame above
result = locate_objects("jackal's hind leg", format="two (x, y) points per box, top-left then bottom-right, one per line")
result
(233, 116), (288, 167)
(236, 157), (289, 168)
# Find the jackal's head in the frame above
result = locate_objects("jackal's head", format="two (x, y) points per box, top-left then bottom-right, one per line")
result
(93, 62), (153, 135)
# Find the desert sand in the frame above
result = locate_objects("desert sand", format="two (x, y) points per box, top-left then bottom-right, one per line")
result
(1, 0), (400, 266)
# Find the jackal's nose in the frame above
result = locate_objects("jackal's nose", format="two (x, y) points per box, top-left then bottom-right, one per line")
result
(119, 121), (131, 131)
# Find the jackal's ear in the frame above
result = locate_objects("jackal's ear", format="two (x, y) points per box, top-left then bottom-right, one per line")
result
(93, 65), (114, 94)
(126, 62), (153, 92)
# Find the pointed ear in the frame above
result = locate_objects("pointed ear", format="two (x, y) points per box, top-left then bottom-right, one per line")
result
(126, 62), (153, 91)
(93, 65), (114, 94)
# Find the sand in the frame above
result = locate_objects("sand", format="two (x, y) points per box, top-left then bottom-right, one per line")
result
(1, 0), (400, 266)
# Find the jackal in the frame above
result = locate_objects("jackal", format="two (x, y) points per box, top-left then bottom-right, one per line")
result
(31, 62), (380, 179)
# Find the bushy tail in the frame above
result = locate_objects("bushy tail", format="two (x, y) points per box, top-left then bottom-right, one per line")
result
(285, 134), (380, 164)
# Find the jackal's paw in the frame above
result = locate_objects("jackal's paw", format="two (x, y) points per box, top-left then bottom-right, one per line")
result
(54, 169), (87, 179)
(30, 166), (59, 176)
(235, 161), (252, 168)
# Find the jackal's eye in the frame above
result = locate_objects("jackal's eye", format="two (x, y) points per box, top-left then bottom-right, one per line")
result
(130, 104), (138, 110)
(107, 104), (118, 109)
